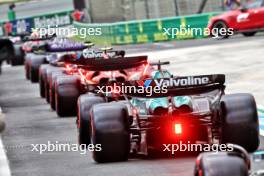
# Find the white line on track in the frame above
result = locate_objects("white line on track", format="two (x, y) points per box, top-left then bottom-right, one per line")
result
(260, 129), (264, 137)
(153, 43), (176, 48)
(0, 107), (11, 176)
(0, 137), (11, 176)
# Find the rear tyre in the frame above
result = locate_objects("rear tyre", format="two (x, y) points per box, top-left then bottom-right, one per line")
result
(220, 93), (259, 152)
(55, 75), (81, 117)
(45, 66), (61, 103)
(77, 95), (105, 148)
(24, 54), (33, 80)
(90, 103), (130, 163)
(29, 55), (46, 83)
(49, 71), (65, 110)
(11, 45), (24, 66)
(39, 64), (50, 98)
(242, 32), (256, 37)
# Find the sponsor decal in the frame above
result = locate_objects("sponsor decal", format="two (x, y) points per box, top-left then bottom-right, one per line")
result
(82, 49), (116, 58)
(140, 76), (210, 88)
(237, 13), (250, 22)
(34, 14), (71, 28)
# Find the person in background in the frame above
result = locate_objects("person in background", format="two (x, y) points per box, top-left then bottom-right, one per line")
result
(224, 0), (241, 10)
(4, 22), (12, 36)
(7, 3), (16, 21)
(71, 10), (85, 22)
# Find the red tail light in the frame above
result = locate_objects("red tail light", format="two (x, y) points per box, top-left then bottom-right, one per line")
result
(174, 123), (182, 135)
(65, 64), (72, 73)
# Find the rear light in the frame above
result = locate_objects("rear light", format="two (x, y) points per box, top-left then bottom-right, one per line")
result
(174, 123), (182, 135)
(65, 64), (72, 74)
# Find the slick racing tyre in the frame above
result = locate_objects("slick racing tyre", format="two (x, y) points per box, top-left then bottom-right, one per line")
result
(90, 103), (130, 163)
(29, 55), (46, 83)
(55, 75), (81, 117)
(45, 66), (62, 103)
(242, 32), (256, 37)
(194, 152), (248, 176)
(24, 54), (34, 80)
(220, 93), (259, 152)
(39, 64), (51, 98)
(49, 71), (65, 110)
(77, 94), (105, 148)
(11, 45), (24, 66)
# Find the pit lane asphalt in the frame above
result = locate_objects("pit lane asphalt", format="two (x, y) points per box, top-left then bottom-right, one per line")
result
(1, 36), (264, 176)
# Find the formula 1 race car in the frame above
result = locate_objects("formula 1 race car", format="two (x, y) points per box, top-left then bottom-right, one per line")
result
(40, 47), (126, 114)
(194, 145), (264, 176)
(24, 37), (86, 82)
(53, 54), (148, 117)
(208, 0), (264, 38)
(81, 70), (259, 163)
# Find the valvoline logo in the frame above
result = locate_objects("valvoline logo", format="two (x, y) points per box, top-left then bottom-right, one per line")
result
(136, 80), (152, 87)
(136, 76), (210, 88)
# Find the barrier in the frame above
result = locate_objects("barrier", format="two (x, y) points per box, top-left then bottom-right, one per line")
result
(74, 21), (112, 46)
(73, 12), (221, 45)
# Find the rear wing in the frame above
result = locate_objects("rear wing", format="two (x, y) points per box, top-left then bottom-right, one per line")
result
(32, 43), (88, 53)
(75, 56), (148, 71)
(121, 74), (225, 97)
(59, 50), (126, 63)
(22, 34), (56, 42)
(82, 49), (125, 58)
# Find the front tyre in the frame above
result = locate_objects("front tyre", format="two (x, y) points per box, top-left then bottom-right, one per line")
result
(242, 32), (256, 37)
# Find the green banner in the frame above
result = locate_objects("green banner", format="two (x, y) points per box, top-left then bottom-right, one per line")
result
(74, 12), (221, 46)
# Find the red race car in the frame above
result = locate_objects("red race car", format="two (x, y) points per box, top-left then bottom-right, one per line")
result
(208, 0), (264, 38)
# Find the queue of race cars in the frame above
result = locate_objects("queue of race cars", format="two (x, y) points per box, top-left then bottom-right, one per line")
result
(0, 32), (262, 175)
